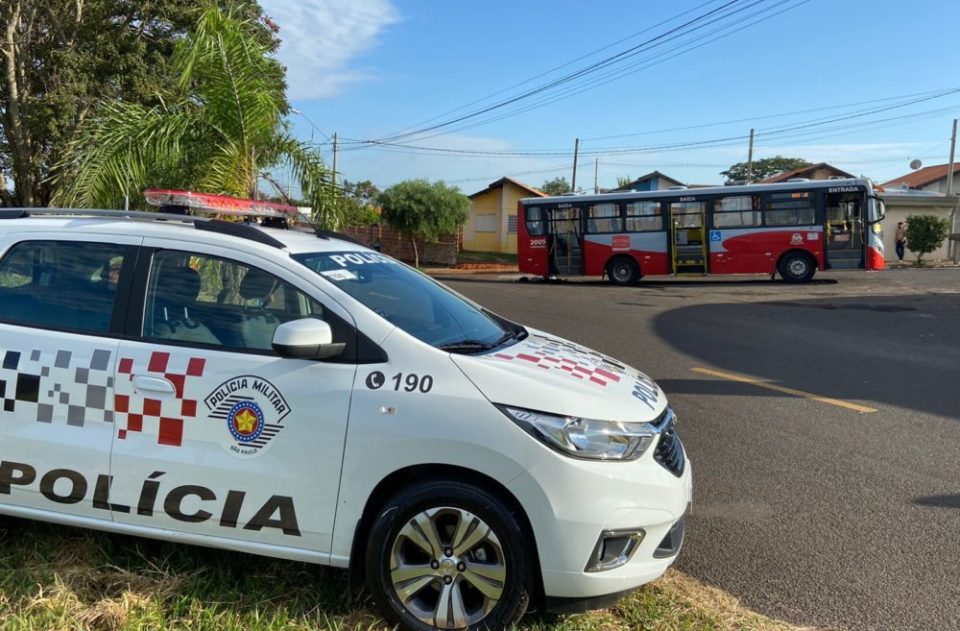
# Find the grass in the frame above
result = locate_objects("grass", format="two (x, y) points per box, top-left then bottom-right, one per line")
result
(457, 250), (518, 266)
(0, 518), (816, 631)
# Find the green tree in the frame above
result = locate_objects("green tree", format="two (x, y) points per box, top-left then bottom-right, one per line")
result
(340, 179), (381, 226)
(378, 179), (469, 267)
(616, 175), (633, 189)
(905, 214), (950, 267)
(541, 176), (573, 196)
(343, 179), (380, 204)
(52, 1), (341, 226)
(720, 156), (811, 183)
(0, 0), (209, 207)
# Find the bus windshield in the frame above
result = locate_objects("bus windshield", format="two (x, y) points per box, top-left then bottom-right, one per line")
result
(293, 251), (519, 352)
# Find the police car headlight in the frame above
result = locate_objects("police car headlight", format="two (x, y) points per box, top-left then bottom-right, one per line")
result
(499, 406), (657, 461)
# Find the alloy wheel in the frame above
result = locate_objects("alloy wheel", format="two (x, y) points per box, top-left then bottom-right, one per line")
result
(389, 506), (507, 629)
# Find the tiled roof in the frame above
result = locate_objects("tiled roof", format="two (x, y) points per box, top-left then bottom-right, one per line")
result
(761, 162), (855, 183)
(468, 176), (547, 198)
(882, 163), (960, 189)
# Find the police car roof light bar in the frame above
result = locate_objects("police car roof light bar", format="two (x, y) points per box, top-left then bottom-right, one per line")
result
(144, 189), (301, 220)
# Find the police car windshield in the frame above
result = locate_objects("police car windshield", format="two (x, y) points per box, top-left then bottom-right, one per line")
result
(294, 251), (513, 351)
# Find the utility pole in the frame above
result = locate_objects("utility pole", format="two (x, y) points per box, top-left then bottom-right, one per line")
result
(332, 132), (339, 188)
(746, 128), (755, 183)
(594, 158), (599, 194)
(947, 119), (957, 197)
(947, 119), (958, 262)
(571, 138), (580, 193)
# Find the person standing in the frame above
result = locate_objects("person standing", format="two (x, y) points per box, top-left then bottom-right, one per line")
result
(895, 221), (907, 261)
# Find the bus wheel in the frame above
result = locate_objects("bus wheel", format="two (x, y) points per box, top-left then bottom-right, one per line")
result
(778, 252), (816, 283)
(607, 257), (640, 285)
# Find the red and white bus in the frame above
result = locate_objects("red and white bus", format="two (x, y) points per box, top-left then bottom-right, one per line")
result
(518, 178), (885, 284)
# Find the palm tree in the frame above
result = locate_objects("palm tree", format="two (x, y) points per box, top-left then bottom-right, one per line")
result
(52, 1), (342, 226)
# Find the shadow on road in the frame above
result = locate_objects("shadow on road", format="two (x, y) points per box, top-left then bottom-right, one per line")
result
(653, 293), (960, 419)
(914, 494), (960, 508)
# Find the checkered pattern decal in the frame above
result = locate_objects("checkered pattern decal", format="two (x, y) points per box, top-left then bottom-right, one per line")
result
(114, 351), (206, 447)
(489, 335), (625, 387)
(0, 348), (115, 425)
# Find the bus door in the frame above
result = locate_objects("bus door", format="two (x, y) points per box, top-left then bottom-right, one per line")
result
(547, 206), (583, 276)
(825, 191), (864, 269)
(670, 200), (707, 273)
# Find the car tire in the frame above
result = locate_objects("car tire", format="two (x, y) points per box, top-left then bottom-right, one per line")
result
(365, 479), (534, 631)
(607, 257), (640, 285)
(778, 251), (816, 283)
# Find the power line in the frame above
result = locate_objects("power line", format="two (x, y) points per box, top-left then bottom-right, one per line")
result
(343, 92), (960, 159)
(376, 0), (728, 140)
(382, 0), (809, 144)
(342, 86), (960, 155)
(290, 109), (333, 144)
(444, 164), (576, 185)
(371, 0), (757, 144)
(580, 86), (960, 142)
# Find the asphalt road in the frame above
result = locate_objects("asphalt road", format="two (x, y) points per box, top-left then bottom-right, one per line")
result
(440, 268), (960, 631)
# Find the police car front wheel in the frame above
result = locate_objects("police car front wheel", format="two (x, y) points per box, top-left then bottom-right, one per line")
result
(365, 479), (533, 630)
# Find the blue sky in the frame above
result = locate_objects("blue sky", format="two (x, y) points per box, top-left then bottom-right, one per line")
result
(262, 0), (960, 194)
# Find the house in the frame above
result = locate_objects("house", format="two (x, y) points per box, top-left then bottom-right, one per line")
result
(761, 162), (856, 183)
(878, 190), (957, 262)
(880, 164), (960, 262)
(882, 163), (960, 194)
(609, 170), (685, 192)
(463, 177), (546, 254)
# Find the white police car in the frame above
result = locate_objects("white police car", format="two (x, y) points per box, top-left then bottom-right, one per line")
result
(0, 205), (691, 630)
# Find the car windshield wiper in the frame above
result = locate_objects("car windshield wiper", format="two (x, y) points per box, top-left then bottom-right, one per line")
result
(438, 340), (497, 353)
(492, 331), (516, 346)
(438, 330), (517, 354)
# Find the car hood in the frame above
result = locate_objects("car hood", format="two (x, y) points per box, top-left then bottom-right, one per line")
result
(451, 328), (666, 423)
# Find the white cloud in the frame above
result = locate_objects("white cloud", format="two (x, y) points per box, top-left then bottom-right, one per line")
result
(261, 0), (399, 100)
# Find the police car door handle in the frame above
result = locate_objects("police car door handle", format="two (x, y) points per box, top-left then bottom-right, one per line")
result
(132, 375), (175, 395)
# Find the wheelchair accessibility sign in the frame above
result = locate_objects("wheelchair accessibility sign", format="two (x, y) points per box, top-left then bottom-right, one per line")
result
(710, 230), (722, 242)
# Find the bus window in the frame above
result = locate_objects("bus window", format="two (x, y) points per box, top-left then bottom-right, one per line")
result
(526, 206), (545, 236)
(714, 195), (761, 228)
(625, 201), (662, 232)
(765, 192), (816, 226)
(587, 203), (621, 233)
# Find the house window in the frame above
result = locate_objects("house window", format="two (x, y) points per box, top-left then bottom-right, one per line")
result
(625, 201), (662, 232)
(475, 214), (497, 232)
(714, 195), (761, 228)
(507, 215), (518, 233)
(587, 203), (622, 233)
(765, 192), (816, 226)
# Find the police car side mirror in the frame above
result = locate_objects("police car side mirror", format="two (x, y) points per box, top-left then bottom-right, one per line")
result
(272, 318), (345, 360)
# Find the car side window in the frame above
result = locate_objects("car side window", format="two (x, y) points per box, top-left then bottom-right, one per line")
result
(0, 240), (126, 333)
(143, 250), (355, 356)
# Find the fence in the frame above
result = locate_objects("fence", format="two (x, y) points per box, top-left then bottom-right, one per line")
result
(339, 224), (462, 267)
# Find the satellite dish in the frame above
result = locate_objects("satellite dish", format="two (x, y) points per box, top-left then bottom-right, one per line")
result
(910, 159), (923, 170)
